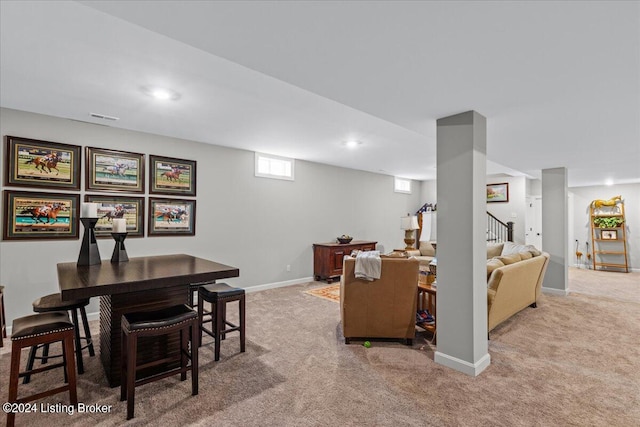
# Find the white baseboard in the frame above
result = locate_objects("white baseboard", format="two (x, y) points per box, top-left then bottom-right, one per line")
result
(242, 277), (315, 293)
(434, 351), (491, 376)
(542, 287), (569, 296)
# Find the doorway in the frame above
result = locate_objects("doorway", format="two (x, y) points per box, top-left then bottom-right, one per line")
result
(525, 196), (542, 249)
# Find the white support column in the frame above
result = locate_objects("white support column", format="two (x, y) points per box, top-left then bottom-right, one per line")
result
(541, 167), (568, 295)
(434, 111), (490, 376)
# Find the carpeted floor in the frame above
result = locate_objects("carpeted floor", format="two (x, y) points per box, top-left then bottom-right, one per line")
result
(1, 268), (638, 426)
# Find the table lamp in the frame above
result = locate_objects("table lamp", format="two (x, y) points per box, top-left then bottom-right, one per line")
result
(400, 214), (420, 249)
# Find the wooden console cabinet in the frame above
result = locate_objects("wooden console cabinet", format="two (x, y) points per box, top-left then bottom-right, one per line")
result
(313, 240), (377, 283)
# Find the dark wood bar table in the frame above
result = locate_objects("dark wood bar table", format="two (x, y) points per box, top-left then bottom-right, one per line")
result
(57, 254), (239, 387)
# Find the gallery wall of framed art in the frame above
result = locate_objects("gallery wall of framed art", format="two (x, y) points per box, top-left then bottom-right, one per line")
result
(2, 135), (197, 240)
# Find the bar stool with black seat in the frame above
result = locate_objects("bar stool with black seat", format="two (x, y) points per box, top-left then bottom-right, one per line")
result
(23, 293), (95, 383)
(198, 282), (245, 361)
(6, 311), (78, 427)
(120, 304), (199, 420)
(188, 281), (215, 328)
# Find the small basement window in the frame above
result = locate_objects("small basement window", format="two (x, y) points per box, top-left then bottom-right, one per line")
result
(255, 152), (295, 181)
(394, 177), (412, 194)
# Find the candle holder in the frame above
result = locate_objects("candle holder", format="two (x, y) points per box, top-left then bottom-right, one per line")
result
(77, 218), (101, 266)
(110, 232), (129, 263)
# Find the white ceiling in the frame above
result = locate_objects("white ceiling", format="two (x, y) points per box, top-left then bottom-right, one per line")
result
(1, 1), (639, 187)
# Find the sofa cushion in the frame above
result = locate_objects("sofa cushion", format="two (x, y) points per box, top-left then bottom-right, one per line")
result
(495, 253), (522, 265)
(518, 251), (533, 260)
(486, 258), (505, 279)
(419, 241), (436, 257)
(486, 243), (504, 259)
(501, 242), (541, 257)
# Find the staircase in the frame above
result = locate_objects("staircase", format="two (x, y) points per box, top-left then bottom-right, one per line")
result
(487, 212), (514, 242)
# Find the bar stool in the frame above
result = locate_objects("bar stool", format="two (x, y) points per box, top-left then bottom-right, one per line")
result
(24, 293), (95, 383)
(0, 285), (6, 347)
(198, 282), (245, 361)
(187, 280), (216, 308)
(6, 311), (78, 427)
(120, 304), (199, 420)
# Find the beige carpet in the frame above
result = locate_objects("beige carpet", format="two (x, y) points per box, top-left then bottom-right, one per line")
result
(1, 268), (639, 426)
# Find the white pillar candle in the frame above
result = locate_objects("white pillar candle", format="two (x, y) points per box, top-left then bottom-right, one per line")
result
(113, 218), (127, 233)
(81, 202), (98, 218)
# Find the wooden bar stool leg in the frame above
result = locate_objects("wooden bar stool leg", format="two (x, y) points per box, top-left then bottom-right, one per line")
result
(126, 334), (137, 420)
(240, 297), (246, 353)
(7, 341), (21, 427)
(180, 327), (188, 381)
(214, 301), (223, 361)
(191, 322), (199, 395)
(197, 297), (204, 347)
(42, 343), (50, 364)
(120, 329), (128, 403)
(23, 346), (37, 384)
(62, 333), (78, 405)
(221, 303), (227, 340)
(80, 306), (95, 357)
(70, 309), (84, 374)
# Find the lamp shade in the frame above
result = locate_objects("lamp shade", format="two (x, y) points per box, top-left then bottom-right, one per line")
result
(401, 215), (420, 230)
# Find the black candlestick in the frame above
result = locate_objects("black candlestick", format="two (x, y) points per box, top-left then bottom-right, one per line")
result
(77, 218), (101, 266)
(110, 232), (129, 263)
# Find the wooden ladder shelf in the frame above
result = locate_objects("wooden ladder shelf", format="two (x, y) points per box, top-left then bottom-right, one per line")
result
(590, 197), (629, 272)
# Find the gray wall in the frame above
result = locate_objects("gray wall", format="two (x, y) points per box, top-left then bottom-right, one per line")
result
(569, 183), (639, 271)
(0, 108), (422, 324)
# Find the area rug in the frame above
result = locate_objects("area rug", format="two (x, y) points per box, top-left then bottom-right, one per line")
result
(304, 283), (340, 303)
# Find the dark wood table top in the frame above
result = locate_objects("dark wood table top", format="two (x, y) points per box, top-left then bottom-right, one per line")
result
(58, 254), (239, 301)
(313, 240), (377, 247)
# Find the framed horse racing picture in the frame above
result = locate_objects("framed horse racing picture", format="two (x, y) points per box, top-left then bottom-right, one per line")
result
(84, 195), (145, 238)
(4, 136), (81, 190)
(2, 190), (80, 240)
(86, 147), (145, 193)
(148, 198), (196, 236)
(149, 155), (197, 196)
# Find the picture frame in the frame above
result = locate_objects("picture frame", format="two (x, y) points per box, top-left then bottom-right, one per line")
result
(84, 195), (145, 238)
(487, 183), (509, 203)
(148, 198), (196, 236)
(3, 190), (80, 240)
(4, 135), (81, 190)
(601, 230), (618, 240)
(149, 155), (197, 196)
(86, 147), (145, 193)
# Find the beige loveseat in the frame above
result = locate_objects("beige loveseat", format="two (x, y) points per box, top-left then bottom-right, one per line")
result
(340, 256), (419, 345)
(485, 243), (550, 332)
(405, 241), (436, 266)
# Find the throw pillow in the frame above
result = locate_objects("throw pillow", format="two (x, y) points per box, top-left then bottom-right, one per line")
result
(486, 258), (505, 280)
(518, 251), (533, 260)
(486, 243), (504, 259)
(419, 241), (436, 257)
(495, 253), (522, 265)
(502, 242), (541, 257)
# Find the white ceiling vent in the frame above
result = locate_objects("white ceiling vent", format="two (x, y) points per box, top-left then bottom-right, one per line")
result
(89, 112), (120, 121)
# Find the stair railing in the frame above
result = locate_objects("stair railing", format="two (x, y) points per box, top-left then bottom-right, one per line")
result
(487, 212), (514, 242)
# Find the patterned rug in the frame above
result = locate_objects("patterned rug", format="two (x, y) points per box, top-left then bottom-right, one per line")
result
(305, 283), (340, 303)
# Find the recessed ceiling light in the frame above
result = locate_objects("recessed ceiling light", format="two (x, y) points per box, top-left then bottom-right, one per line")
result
(343, 140), (362, 149)
(605, 178), (614, 186)
(141, 86), (180, 101)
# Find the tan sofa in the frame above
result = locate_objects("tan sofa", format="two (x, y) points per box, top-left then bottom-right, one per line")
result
(405, 241), (436, 266)
(485, 243), (550, 332)
(340, 256), (419, 345)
